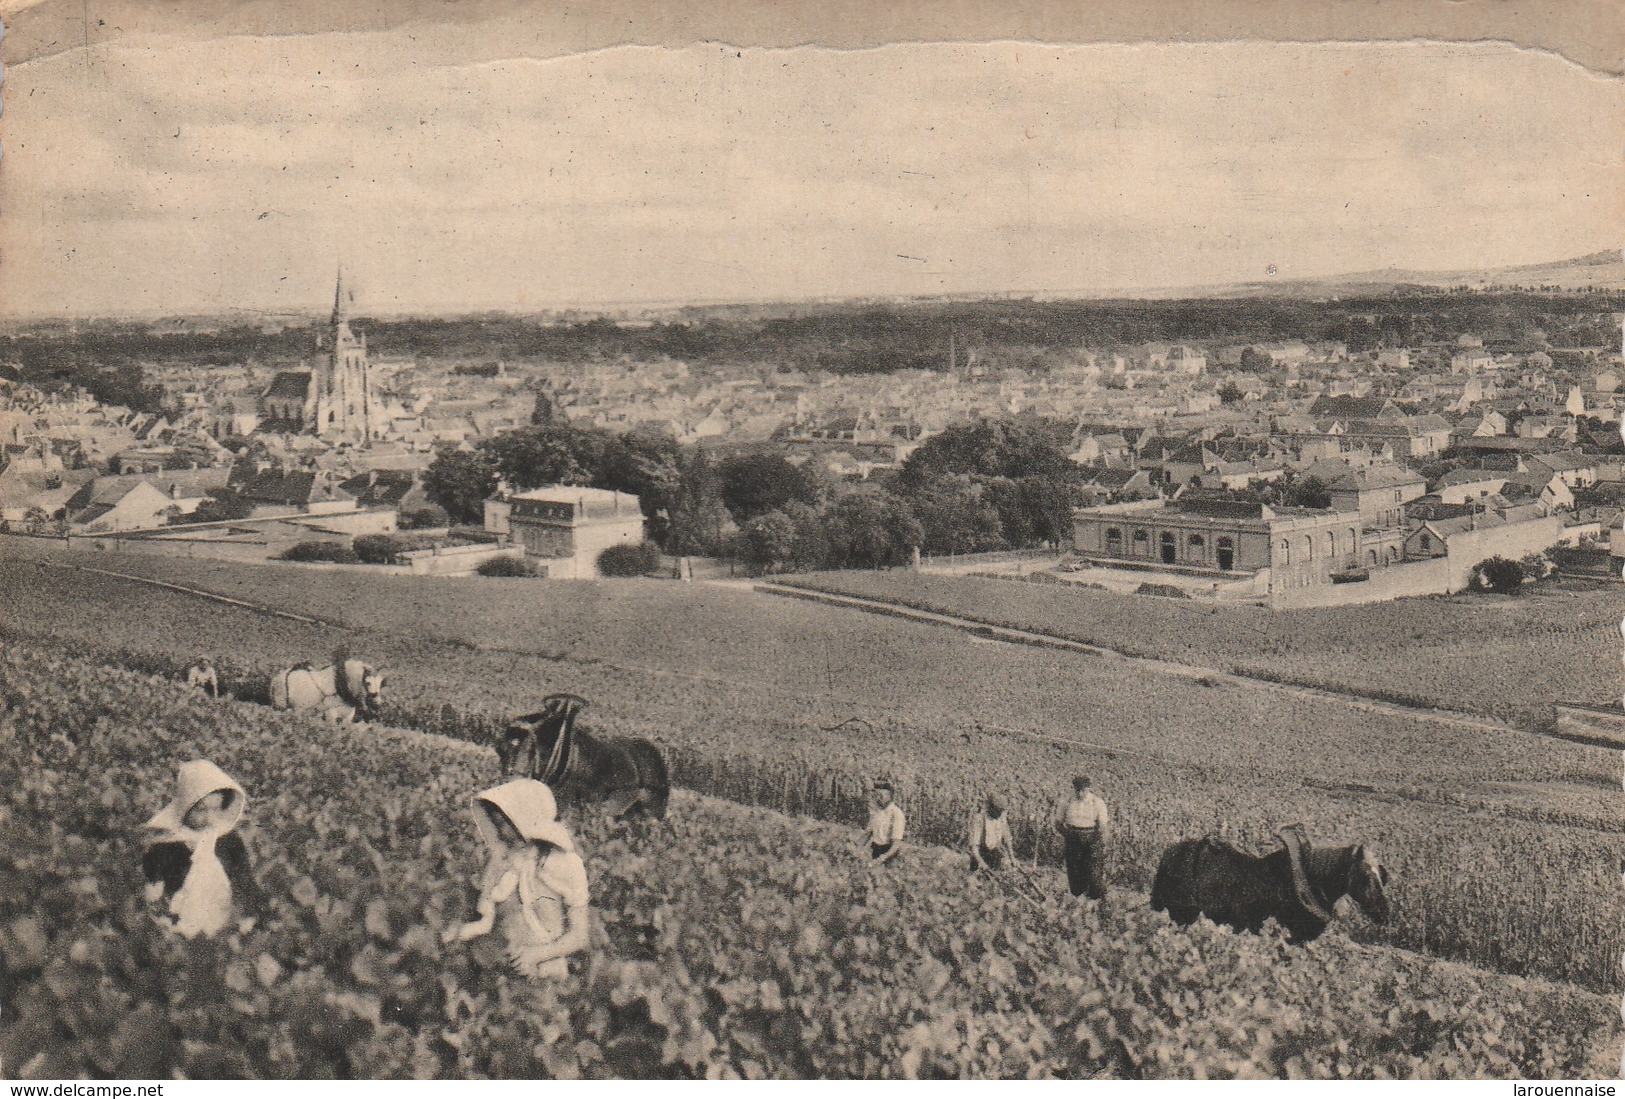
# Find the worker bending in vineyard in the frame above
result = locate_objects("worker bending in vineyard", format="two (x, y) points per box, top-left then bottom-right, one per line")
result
(443, 778), (590, 980)
(1058, 775), (1110, 904)
(865, 779), (906, 864)
(141, 760), (263, 938)
(968, 793), (1014, 873)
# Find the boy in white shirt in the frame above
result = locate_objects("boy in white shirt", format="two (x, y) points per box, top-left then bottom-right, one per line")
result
(865, 780), (905, 864)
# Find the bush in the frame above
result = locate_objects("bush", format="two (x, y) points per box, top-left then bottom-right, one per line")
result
(275, 540), (358, 564)
(1134, 582), (1190, 599)
(597, 541), (661, 577)
(352, 534), (408, 565)
(399, 504), (450, 530)
(1471, 555), (1525, 594)
(475, 554), (537, 577)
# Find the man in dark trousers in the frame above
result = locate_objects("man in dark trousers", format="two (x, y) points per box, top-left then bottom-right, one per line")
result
(1058, 775), (1109, 903)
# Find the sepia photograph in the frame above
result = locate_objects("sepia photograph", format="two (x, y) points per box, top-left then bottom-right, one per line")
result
(0, 0), (1621, 1083)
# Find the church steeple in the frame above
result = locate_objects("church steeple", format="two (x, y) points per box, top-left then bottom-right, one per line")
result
(331, 265), (349, 326)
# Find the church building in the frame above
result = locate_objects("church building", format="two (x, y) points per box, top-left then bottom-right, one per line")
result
(259, 270), (379, 445)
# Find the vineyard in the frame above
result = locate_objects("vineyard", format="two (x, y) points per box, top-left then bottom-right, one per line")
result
(0, 549), (1620, 996)
(776, 570), (1625, 728)
(1, 645), (1616, 1079)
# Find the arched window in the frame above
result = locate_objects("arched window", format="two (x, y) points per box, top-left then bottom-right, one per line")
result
(1216, 536), (1234, 571)
(1160, 531), (1177, 564)
(1387, 546), (1400, 563)
(1325, 531), (1336, 557)
(1303, 535), (1315, 560)
(1348, 528), (1357, 555)
(1105, 527), (1123, 554)
(1367, 549), (1378, 567)
(1133, 529), (1149, 556)
(1279, 539), (1291, 565)
(1188, 534), (1205, 548)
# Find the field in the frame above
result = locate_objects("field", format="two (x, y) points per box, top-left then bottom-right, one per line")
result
(776, 570), (1625, 728)
(1, 544), (1620, 997)
(2, 644), (1617, 1079)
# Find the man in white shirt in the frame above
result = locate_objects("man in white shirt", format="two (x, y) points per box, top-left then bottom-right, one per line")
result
(866, 780), (905, 864)
(969, 793), (1013, 873)
(1058, 775), (1109, 901)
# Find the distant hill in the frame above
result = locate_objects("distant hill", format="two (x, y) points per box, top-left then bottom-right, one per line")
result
(1195, 249), (1624, 299)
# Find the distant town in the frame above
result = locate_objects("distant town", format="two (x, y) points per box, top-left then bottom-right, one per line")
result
(3, 267), (1622, 605)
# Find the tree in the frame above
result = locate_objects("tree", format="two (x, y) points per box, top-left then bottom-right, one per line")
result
(904, 477), (1005, 555)
(1472, 555), (1525, 594)
(1283, 475), (1332, 510)
(1217, 381), (1244, 405)
(826, 492), (922, 569)
(479, 427), (589, 490)
(1238, 347), (1271, 372)
(742, 510), (799, 574)
(899, 419), (1073, 486)
(399, 503), (450, 530)
(718, 451), (824, 523)
(661, 449), (732, 556)
(597, 541), (661, 577)
(352, 534), (407, 565)
(189, 489), (255, 524)
(476, 554), (537, 577)
(277, 541), (358, 564)
(1013, 475), (1079, 546)
(423, 446), (499, 525)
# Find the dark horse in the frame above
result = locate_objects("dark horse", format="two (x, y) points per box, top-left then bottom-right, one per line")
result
(497, 694), (670, 820)
(1150, 827), (1390, 943)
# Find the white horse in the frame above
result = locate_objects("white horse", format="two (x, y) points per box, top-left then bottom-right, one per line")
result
(268, 660), (386, 723)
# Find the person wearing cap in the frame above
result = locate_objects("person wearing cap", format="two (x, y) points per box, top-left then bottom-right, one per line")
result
(141, 760), (262, 937)
(865, 780), (905, 864)
(442, 778), (589, 979)
(968, 793), (1013, 873)
(1058, 775), (1109, 901)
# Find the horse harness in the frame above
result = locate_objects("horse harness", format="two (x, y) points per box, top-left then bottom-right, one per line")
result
(520, 694), (588, 784)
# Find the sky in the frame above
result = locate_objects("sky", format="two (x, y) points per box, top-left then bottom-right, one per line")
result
(2, 27), (1620, 316)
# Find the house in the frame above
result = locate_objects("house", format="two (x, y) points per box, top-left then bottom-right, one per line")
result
(1166, 346), (1206, 375)
(1072, 494), (1364, 592)
(0, 466), (96, 525)
(1326, 464), (1428, 529)
(1081, 466), (1158, 498)
(1338, 414), (1453, 458)
(1526, 452), (1598, 489)
(1433, 468), (1508, 504)
(1500, 470), (1574, 511)
(503, 485), (645, 579)
(1451, 409), (1507, 439)
(1069, 429), (1133, 467)
(64, 478), (177, 532)
(1404, 500), (1558, 564)
(1307, 395), (1406, 422)
(338, 469), (429, 514)
(232, 466), (357, 517)
(1451, 348), (1495, 375)
(1209, 459), (1286, 490)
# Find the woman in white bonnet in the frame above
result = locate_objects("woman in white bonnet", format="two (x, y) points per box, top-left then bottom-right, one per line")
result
(141, 760), (262, 937)
(442, 778), (589, 980)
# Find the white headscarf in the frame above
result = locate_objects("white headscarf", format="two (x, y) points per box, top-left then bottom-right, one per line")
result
(144, 760), (247, 937)
(472, 779), (577, 944)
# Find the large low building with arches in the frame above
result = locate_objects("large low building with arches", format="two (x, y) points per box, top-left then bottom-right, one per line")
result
(1070, 494), (1391, 594)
